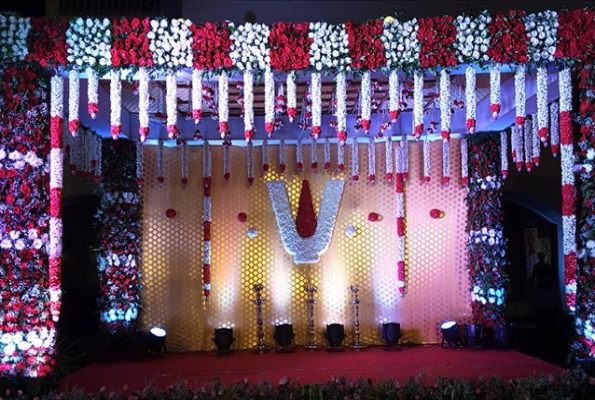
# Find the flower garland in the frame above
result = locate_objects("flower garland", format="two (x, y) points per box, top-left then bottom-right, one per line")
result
(0, 14), (30, 63)
(262, 139), (269, 174)
(65, 17), (111, 70)
(202, 141), (212, 301)
(335, 72), (347, 145)
(454, 11), (491, 65)
(109, 70), (121, 140)
(192, 69), (203, 125)
(223, 141), (230, 182)
(274, 83), (285, 131)
(513, 125), (524, 171)
(86, 68), (99, 118)
(490, 64), (501, 118)
(395, 145), (406, 296)
(346, 19), (385, 70)
(360, 71), (372, 133)
(149, 18), (193, 71)
(418, 15), (457, 68)
(269, 22), (311, 71)
(218, 71), (229, 137)
(286, 72), (297, 122)
(243, 70), (254, 142)
(337, 140), (345, 173)
(264, 68), (275, 136)
(136, 140), (143, 186)
(442, 140), (450, 186)
(460, 138), (468, 186)
(93, 132), (102, 182)
(536, 67), (549, 144)
(440, 69), (451, 141)
(230, 22), (270, 71)
(351, 138), (359, 183)
(388, 70), (400, 122)
(466, 133), (508, 327)
(401, 133), (409, 181)
(67, 71), (80, 136)
(310, 139), (318, 171)
(180, 139), (188, 188)
(110, 17), (153, 69)
(382, 17), (420, 72)
(413, 70), (424, 139)
(157, 139), (164, 186)
(165, 71), (178, 139)
(247, 141), (254, 186)
(367, 137), (376, 184)
(190, 21), (233, 71)
(385, 137), (393, 183)
(559, 67), (577, 311)
(423, 137), (431, 183)
(524, 115), (533, 171)
(138, 67), (150, 142)
(500, 131), (509, 179)
(278, 139), (286, 174)
(531, 114), (541, 166)
(311, 72), (322, 139)
(308, 22), (350, 72)
(515, 66), (526, 127)
(324, 138), (331, 172)
(550, 101), (560, 157)
(465, 66), (476, 133)
(296, 138), (303, 173)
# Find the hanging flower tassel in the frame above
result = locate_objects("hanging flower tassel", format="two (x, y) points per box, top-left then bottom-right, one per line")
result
(367, 136), (376, 184)
(157, 139), (164, 187)
(351, 138), (359, 183)
(500, 131), (508, 179)
(515, 65), (526, 127)
(223, 141), (230, 182)
(243, 70), (255, 142)
(423, 137), (431, 184)
(401, 133), (409, 181)
(395, 145), (406, 296)
(524, 117), (533, 172)
(514, 125), (524, 171)
(389, 70), (400, 122)
(202, 140), (212, 301)
(550, 101), (560, 157)
(413, 70), (424, 139)
(138, 67), (150, 143)
(264, 68), (275, 136)
(262, 139), (270, 174)
(559, 67), (576, 311)
(218, 71), (229, 138)
(279, 139), (286, 174)
(324, 138), (331, 172)
(385, 137), (393, 183)
(465, 66), (476, 134)
(361, 71), (372, 133)
(181, 140), (188, 188)
(440, 69), (451, 142)
(93, 134), (102, 183)
(442, 140), (450, 186)
(68, 70), (80, 136)
(192, 69), (203, 124)
(287, 71), (297, 122)
(166, 71), (178, 139)
(337, 139), (345, 173)
(311, 72), (322, 139)
(87, 67), (99, 118)
(460, 138), (468, 186)
(336, 72), (347, 145)
(110, 70), (122, 140)
(536, 67), (549, 145)
(532, 114), (541, 166)
(247, 141), (254, 186)
(296, 138), (303, 173)
(490, 64), (501, 119)
(50, 75), (64, 322)
(311, 139), (318, 171)
(136, 141), (144, 187)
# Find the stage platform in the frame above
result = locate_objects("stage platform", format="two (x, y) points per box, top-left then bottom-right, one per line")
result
(59, 346), (563, 392)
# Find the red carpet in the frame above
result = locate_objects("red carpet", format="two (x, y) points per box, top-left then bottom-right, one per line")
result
(59, 346), (563, 392)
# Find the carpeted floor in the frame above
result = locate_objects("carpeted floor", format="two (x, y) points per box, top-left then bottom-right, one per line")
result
(58, 345), (564, 392)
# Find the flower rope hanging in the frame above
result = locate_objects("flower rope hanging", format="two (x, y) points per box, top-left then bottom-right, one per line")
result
(243, 69), (254, 142)
(361, 71), (371, 133)
(388, 70), (400, 122)
(265, 68), (275, 136)
(218, 71), (229, 137)
(286, 72), (297, 122)
(395, 145), (406, 296)
(67, 70), (79, 136)
(550, 101), (560, 157)
(323, 138), (331, 172)
(490, 64), (501, 118)
(536, 67), (549, 144)
(138, 67), (150, 142)
(247, 140), (254, 186)
(460, 138), (468, 186)
(337, 140), (345, 173)
(413, 70), (424, 139)
(524, 116), (533, 172)
(109, 70), (121, 140)
(296, 138), (303, 173)
(465, 66), (476, 133)
(202, 141), (212, 301)
(311, 72), (322, 139)
(278, 139), (286, 173)
(180, 139), (188, 188)
(385, 136), (393, 183)
(401, 132), (409, 181)
(515, 65), (526, 127)
(442, 140), (450, 186)
(532, 113), (541, 166)
(87, 68), (99, 118)
(157, 139), (164, 186)
(514, 125), (524, 171)
(136, 140), (144, 186)
(310, 139), (318, 171)
(440, 69), (451, 141)
(500, 131), (508, 179)
(262, 139), (269, 175)
(223, 140), (230, 182)
(423, 136), (431, 183)
(166, 71), (178, 139)
(192, 69), (203, 125)
(351, 138), (359, 183)
(336, 72), (347, 145)
(367, 136), (376, 184)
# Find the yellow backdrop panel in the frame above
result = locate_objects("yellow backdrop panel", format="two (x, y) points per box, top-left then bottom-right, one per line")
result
(140, 139), (470, 352)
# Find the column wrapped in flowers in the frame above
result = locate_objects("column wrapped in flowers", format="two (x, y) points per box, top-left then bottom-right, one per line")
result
(202, 141), (212, 301)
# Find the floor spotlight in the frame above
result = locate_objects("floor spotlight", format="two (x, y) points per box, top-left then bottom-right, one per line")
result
(148, 327), (167, 354)
(465, 324), (485, 348)
(440, 320), (461, 348)
(326, 323), (345, 349)
(274, 324), (295, 351)
(213, 328), (234, 354)
(382, 322), (402, 350)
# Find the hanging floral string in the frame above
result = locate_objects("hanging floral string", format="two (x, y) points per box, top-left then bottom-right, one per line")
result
(202, 140), (212, 301)
(264, 68), (275, 136)
(337, 140), (345, 173)
(395, 145), (406, 296)
(136, 140), (143, 186)
(351, 138), (359, 183)
(366, 136), (376, 184)
(423, 137), (431, 183)
(532, 114), (541, 166)
(361, 71), (372, 133)
(68, 70), (79, 136)
(514, 125), (524, 171)
(413, 70), (424, 139)
(336, 72), (347, 145)
(87, 67), (99, 118)
(50, 75), (64, 322)
(559, 67), (577, 311)
(274, 83), (285, 131)
(442, 140), (450, 186)
(490, 64), (501, 118)
(440, 69), (451, 141)
(247, 140), (254, 186)
(286, 72), (297, 122)
(192, 69), (203, 124)
(110, 70), (121, 140)
(157, 139), (164, 187)
(311, 72), (322, 139)
(262, 139), (269, 175)
(524, 116), (533, 171)
(181, 139), (188, 188)
(536, 67), (549, 144)
(310, 139), (318, 171)
(166, 71), (178, 139)
(460, 138), (468, 186)
(515, 65), (526, 127)
(218, 71), (229, 138)
(279, 139), (286, 173)
(401, 133), (409, 181)
(385, 136), (393, 183)
(388, 70), (400, 122)
(243, 70), (254, 142)
(324, 138), (331, 172)
(223, 141), (230, 182)
(296, 138), (304, 173)
(500, 131), (508, 179)
(465, 66), (476, 133)
(138, 67), (150, 143)
(94, 133), (102, 182)
(550, 101), (560, 157)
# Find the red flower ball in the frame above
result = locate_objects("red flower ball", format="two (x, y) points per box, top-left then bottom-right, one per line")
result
(430, 209), (443, 219)
(166, 209), (177, 219)
(237, 212), (247, 222)
(368, 212), (380, 222)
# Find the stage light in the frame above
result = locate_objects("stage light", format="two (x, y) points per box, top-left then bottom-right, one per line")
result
(440, 320), (461, 348)
(382, 322), (402, 349)
(274, 323), (295, 350)
(326, 323), (345, 348)
(213, 327), (235, 354)
(465, 324), (485, 348)
(148, 327), (167, 354)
